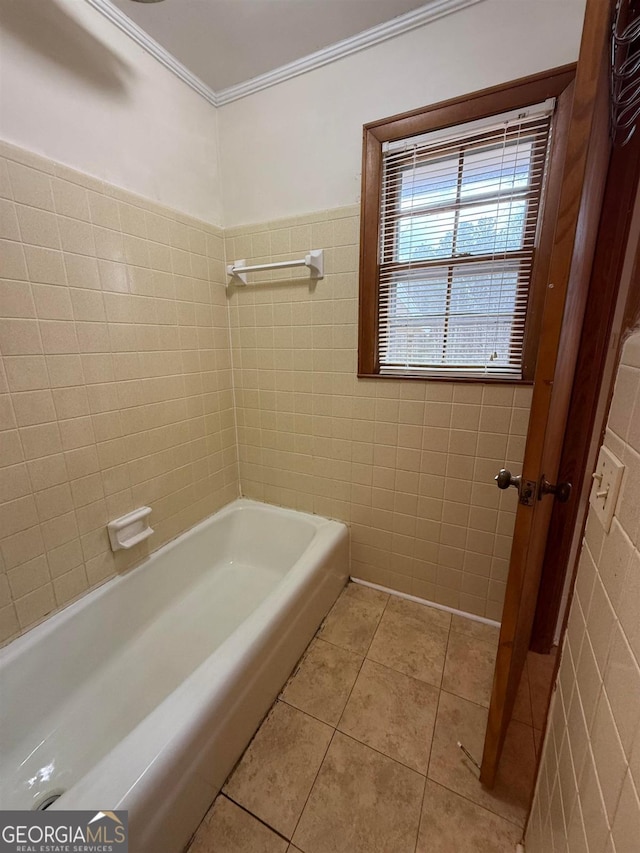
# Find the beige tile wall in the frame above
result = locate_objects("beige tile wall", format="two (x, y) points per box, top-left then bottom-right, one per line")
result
(0, 148), (533, 643)
(0, 141), (239, 646)
(526, 332), (640, 852)
(226, 206), (532, 620)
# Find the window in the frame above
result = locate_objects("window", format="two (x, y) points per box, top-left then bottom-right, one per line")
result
(358, 67), (576, 382)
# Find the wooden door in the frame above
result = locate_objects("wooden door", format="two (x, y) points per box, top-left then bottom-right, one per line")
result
(480, 0), (614, 787)
(530, 129), (640, 654)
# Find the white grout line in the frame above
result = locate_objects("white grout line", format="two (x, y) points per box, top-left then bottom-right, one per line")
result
(350, 577), (501, 628)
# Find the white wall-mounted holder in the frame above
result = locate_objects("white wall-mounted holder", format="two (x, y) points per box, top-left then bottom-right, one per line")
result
(107, 506), (153, 551)
(227, 249), (324, 286)
(589, 445), (625, 532)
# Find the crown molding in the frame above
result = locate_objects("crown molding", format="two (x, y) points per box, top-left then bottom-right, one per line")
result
(216, 0), (483, 105)
(84, 0), (220, 106)
(86, 0), (483, 108)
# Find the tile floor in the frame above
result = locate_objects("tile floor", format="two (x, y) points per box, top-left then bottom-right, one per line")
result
(187, 582), (555, 853)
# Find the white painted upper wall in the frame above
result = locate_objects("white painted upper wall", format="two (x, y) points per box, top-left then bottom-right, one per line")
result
(0, 0), (585, 228)
(218, 0), (586, 227)
(0, 0), (222, 225)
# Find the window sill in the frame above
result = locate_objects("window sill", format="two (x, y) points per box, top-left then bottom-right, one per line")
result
(357, 371), (534, 385)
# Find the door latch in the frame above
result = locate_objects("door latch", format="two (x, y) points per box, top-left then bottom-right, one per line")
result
(495, 469), (537, 506)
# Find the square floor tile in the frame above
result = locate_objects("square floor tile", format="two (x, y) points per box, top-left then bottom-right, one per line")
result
(338, 658), (438, 773)
(281, 638), (362, 726)
(367, 597), (449, 687)
(387, 596), (452, 632)
(428, 691), (536, 826)
(189, 796), (287, 853)
(317, 583), (388, 654)
(417, 780), (522, 853)
(451, 613), (500, 646)
(224, 702), (333, 838)
(292, 732), (424, 853)
(442, 631), (497, 708)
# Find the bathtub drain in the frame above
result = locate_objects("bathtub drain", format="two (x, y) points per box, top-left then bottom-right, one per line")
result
(35, 792), (63, 811)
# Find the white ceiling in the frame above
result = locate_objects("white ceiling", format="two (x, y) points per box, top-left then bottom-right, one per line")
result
(111, 0), (430, 92)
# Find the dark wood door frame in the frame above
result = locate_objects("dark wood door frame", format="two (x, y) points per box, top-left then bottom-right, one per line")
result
(480, 0), (614, 788)
(530, 128), (640, 654)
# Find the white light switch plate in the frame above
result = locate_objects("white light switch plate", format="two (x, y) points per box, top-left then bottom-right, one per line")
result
(589, 446), (625, 532)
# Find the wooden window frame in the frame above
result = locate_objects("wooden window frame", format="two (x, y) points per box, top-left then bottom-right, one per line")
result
(358, 64), (577, 383)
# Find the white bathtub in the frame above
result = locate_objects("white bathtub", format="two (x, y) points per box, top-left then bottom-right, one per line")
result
(0, 499), (349, 852)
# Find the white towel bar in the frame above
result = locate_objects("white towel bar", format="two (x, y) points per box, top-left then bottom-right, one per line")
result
(227, 249), (323, 285)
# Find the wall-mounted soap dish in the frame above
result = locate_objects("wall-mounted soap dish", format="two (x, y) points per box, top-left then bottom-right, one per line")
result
(107, 506), (153, 552)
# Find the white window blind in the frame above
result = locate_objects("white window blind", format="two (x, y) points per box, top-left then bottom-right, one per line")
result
(378, 101), (555, 379)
